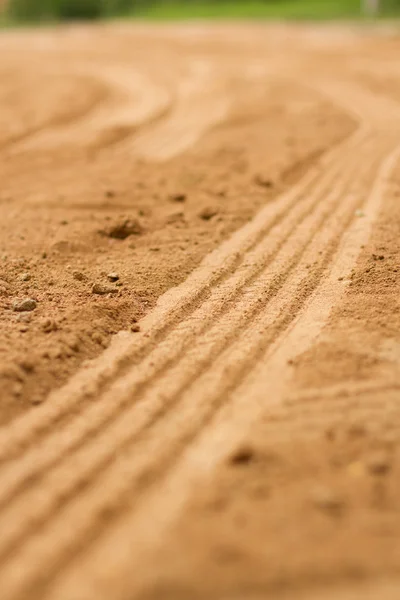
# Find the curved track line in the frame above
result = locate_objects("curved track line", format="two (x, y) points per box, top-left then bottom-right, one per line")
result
(127, 59), (231, 160)
(11, 65), (172, 153)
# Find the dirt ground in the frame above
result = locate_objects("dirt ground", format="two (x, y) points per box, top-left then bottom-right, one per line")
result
(0, 21), (399, 600)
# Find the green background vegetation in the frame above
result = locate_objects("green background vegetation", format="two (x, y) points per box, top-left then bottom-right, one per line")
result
(5, 0), (400, 22)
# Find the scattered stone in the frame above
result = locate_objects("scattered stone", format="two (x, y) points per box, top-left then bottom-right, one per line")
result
(40, 318), (58, 333)
(254, 174), (273, 189)
(31, 397), (44, 406)
(73, 271), (87, 282)
(131, 324), (140, 333)
(366, 451), (391, 476)
(12, 298), (37, 312)
(101, 218), (143, 240)
(92, 283), (118, 295)
(310, 484), (344, 515)
(228, 444), (255, 466)
(169, 193), (186, 203)
(20, 273), (31, 282)
(107, 273), (119, 282)
(199, 206), (218, 221)
(19, 359), (35, 373)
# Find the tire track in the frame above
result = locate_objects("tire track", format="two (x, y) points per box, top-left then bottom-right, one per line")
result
(0, 70), (397, 599)
(0, 137), (377, 563)
(0, 126), (366, 465)
(0, 130), (394, 599)
(41, 134), (400, 600)
(0, 132), (373, 562)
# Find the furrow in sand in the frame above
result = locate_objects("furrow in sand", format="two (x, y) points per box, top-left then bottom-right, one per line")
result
(0, 134), (391, 600)
(285, 381), (400, 405)
(0, 133), (373, 520)
(128, 59), (230, 160)
(11, 65), (173, 154)
(40, 137), (400, 600)
(0, 126), (366, 464)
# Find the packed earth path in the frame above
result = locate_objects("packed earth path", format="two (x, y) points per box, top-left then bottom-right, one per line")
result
(0, 21), (400, 600)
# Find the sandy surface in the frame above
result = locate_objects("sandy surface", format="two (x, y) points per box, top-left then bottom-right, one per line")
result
(0, 21), (399, 600)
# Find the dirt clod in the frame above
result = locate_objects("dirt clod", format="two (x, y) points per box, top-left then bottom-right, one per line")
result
(40, 318), (58, 333)
(73, 271), (87, 282)
(366, 451), (392, 476)
(254, 174), (274, 188)
(199, 206), (218, 221)
(169, 193), (187, 203)
(101, 218), (143, 240)
(228, 445), (256, 466)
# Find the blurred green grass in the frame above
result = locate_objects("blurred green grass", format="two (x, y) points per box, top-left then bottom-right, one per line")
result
(3, 0), (400, 24)
(127, 0), (367, 20)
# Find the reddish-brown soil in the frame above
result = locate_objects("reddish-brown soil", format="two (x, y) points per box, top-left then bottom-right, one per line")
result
(0, 21), (399, 600)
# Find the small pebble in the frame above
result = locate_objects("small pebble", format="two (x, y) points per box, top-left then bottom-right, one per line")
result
(92, 283), (118, 295)
(20, 273), (31, 282)
(228, 444), (255, 466)
(131, 324), (140, 333)
(199, 206), (218, 221)
(12, 298), (37, 312)
(31, 397), (44, 406)
(107, 273), (119, 282)
(169, 193), (186, 203)
(254, 174), (273, 188)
